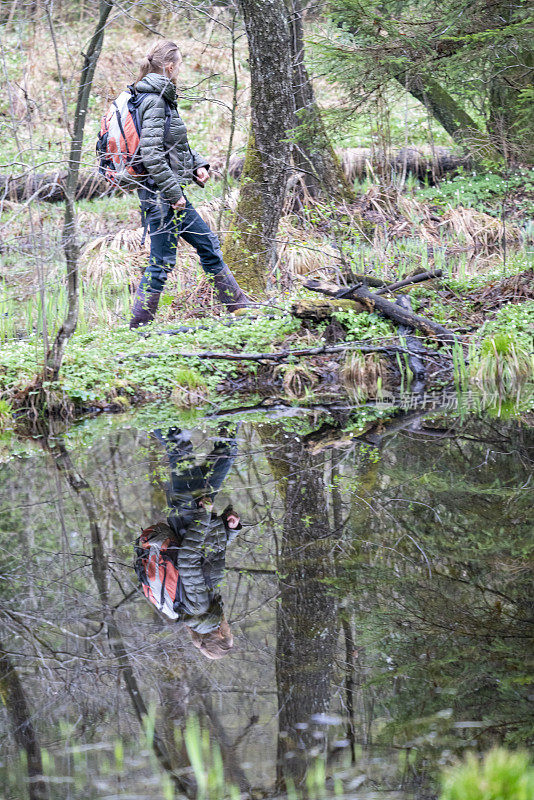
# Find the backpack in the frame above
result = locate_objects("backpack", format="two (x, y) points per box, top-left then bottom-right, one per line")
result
(96, 86), (171, 190)
(134, 524), (183, 619)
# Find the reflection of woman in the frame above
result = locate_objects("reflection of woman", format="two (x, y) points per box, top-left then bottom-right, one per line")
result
(134, 427), (241, 659)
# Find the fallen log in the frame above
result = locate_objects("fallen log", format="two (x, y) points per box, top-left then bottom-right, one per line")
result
(291, 297), (367, 321)
(344, 272), (390, 288)
(228, 146), (471, 183)
(0, 144), (470, 205)
(374, 269), (442, 295)
(0, 170), (114, 203)
(304, 279), (457, 344)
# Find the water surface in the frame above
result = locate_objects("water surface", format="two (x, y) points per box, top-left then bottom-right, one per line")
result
(1, 395), (532, 799)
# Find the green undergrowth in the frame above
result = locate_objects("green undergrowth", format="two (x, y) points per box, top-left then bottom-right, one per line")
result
(409, 254), (533, 324)
(469, 302), (534, 403)
(475, 300), (534, 350)
(0, 311), (301, 408)
(417, 168), (534, 219)
(440, 748), (534, 800)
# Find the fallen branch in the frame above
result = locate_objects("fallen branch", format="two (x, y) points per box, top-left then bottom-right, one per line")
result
(0, 170), (114, 203)
(374, 269), (442, 295)
(304, 280), (457, 344)
(119, 342), (417, 364)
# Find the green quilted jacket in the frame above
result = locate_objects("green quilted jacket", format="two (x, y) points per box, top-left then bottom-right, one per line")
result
(135, 73), (209, 204)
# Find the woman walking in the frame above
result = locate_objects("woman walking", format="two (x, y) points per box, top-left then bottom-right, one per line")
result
(129, 40), (250, 329)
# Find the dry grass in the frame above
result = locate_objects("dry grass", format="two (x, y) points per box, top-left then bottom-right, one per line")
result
(82, 227), (148, 288)
(395, 194), (522, 249)
(341, 352), (389, 400)
(275, 363), (318, 399)
(277, 218), (341, 285)
(441, 206), (522, 249)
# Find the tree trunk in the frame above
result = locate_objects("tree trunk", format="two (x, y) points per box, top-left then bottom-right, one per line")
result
(286, 0), (354, 202)
(223, 0), (295, 293)
(259, 430), (338, 792)
(488, 51), (534, 164)
(0, 643), (49, 800)
(392, 68), (496, 157)
(44, 0), (114, 384)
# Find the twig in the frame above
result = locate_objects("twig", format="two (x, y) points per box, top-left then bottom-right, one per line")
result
(304, 279), (457, 344)
(374, 269), (443, 295)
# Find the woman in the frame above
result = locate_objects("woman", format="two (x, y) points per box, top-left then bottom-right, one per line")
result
(129, 40), (249, 329)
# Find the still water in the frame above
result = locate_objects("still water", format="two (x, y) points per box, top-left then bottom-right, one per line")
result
(1, 394), (532, 799)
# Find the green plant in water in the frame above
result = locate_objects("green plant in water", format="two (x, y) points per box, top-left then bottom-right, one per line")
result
(471, 333), (533, 400)
(440, 748), (534, 800)
(0, 399), (13, 432)
(184, 715), (233, 800)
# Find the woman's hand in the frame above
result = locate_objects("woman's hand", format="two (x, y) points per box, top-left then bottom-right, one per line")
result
(194, 167), (210, 186)
(171, 196), (186, 211)
(198, 496), (213, 512)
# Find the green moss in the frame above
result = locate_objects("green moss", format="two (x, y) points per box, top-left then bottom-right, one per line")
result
(222, 128), (270, 295)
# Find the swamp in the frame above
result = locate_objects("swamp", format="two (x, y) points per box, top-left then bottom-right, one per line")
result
(0, 1), (533, 799)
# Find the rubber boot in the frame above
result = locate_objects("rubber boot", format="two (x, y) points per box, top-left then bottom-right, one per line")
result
(129, 280), (162, 329)
(212, 265), (251, 312)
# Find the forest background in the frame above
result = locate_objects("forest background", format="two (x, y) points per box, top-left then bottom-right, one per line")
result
(0, 4), (533, 800)
(0, 0), (532, 419)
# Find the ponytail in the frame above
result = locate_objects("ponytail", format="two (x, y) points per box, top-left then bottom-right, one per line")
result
(137, 40), (182, 84)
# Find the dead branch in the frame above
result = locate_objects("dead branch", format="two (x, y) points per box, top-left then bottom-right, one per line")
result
(304, 279), (457, 344)
(374, 269), (443, 295)
(121, 342), (415, 364)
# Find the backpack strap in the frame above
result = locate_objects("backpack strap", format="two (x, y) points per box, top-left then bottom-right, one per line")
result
(112, 99), (130, 157)
(128, 84), (172, 141)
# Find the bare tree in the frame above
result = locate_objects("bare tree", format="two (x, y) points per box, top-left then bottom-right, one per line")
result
(287, 0), (354, 202)
(43, 0), (114, 387)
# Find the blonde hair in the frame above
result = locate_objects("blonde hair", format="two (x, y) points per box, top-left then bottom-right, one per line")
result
(137, 40), (182, 84)
(188, 619), (234, 660)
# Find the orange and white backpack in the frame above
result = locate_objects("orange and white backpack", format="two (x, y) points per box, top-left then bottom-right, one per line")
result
(134, 524), (183, 619)
(96, 86), (171, 189)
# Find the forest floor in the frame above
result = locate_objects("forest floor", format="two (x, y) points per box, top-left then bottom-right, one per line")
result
(0, 14), (533, 425)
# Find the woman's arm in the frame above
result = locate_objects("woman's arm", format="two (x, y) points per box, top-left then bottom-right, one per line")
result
(176, 512), (211, 614)
(139, 96), (183, 204)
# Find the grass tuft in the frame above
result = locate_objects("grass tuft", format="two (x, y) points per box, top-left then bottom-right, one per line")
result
(440, 748), (534, 800)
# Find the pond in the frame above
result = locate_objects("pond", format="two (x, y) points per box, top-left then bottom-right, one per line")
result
(1, 392), (532, 800)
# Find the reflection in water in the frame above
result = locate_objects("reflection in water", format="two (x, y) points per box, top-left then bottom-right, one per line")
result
(135, 426), (242, 658)
(263, 430), (338, 791)
(0, 403), (532, 799)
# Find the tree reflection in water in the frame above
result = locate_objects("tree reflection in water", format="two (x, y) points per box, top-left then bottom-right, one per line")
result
(0, 404), (532, 798)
